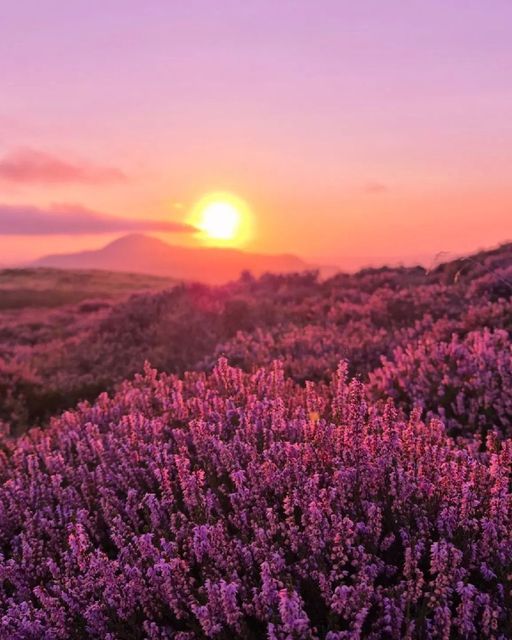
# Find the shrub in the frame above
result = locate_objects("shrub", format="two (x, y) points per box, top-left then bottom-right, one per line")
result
(370, 329), (512, 440)
(1, 361), (511, 638)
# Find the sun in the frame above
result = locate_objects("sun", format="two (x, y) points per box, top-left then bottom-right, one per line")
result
(190, 192), (252, 246)
(200, 201), (240, 240)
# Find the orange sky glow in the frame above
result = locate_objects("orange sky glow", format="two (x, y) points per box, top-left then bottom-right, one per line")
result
(1, 1), (511, 270)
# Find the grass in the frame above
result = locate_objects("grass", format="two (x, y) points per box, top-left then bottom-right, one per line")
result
(0, 268), (175, 309)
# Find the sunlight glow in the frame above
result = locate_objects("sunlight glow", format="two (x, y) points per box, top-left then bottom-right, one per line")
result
(190, 192), (252, 246)
(200, 202), (240, 240)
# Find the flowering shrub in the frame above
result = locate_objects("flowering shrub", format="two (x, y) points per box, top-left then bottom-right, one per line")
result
(0, 357), (42, 433)
(208, 321), (391, 382)
(1, 360), (512, 638)
(370, 329), (512, 439)
(2, 242), (511, 433)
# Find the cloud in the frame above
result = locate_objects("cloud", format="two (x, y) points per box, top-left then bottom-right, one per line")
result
(0, 203), (196, 235)
(0, 148), (126, 184)
(363, 181), (389, 195)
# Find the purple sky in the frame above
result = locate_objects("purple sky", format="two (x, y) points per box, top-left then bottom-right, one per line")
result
(1, 0), (511, 267)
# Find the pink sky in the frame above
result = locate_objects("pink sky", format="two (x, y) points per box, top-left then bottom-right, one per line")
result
(1, 0), (511, 268)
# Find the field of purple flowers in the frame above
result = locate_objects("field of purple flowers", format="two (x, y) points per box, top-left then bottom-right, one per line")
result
(0, 243), (511, 638)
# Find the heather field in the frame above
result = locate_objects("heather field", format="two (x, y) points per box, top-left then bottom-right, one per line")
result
(0, 244), (511, 638)
(3, 2), (512, 637)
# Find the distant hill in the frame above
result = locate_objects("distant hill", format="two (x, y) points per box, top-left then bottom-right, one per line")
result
(0, 267), (174, 310)
(33, 234), (315, 284)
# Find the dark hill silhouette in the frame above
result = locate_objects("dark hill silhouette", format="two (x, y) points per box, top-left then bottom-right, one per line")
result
(33, 234), (314, 284)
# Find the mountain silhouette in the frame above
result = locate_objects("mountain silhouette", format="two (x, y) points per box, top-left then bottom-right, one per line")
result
(33, 234), (313, 284)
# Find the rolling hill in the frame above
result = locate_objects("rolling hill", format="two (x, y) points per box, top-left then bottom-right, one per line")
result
(2, 241), (512, 637)
(0, 267), (174, 310)
(33, 234), (314, 284)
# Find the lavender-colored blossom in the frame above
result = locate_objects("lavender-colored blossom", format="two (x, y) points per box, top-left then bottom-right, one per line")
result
(0, 360), (511, 638)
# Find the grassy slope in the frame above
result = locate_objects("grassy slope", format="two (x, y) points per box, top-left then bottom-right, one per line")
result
(0, 268), (175, 310)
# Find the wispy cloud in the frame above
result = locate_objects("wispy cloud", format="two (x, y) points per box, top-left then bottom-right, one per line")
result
(0, 148), (126, 184)
(363, 181), (389, 195)
(0, 203), (195, 235)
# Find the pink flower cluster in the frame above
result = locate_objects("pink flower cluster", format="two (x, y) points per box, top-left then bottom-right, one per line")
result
(371, 329), (512, 439)
(2, 242), (512, 435)
(206, 323), (374, 382)
(1, 360), (512, 638)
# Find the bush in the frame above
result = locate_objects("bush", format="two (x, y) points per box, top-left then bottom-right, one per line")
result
(370, 329), (512, 440)
(1, 361), (511, 638)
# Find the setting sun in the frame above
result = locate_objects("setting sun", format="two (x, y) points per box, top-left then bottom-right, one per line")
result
(200, 202), (240, 240)
(190, 193), (252, 246)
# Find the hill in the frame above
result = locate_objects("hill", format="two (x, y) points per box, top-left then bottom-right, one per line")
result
(0, 267), (174, 310)
(0, 240), (510, 434)
(33, 233), (314, 284)
(0, 241), (512, 637)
